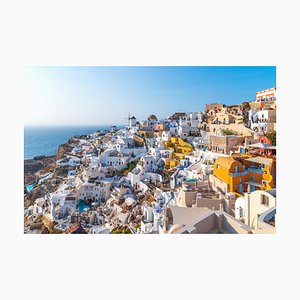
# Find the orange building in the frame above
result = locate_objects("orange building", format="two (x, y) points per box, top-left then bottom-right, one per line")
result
(212, 155), (275, 196)
(153, 123), (166, 137)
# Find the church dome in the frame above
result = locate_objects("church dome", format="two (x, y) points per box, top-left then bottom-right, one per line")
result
(148, 114), (158, 121)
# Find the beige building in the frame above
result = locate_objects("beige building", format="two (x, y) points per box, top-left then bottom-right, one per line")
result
(211, 112), (243, 125)
(162, 207), (253, 234)
(235, 189), (276, 233)
(205, 103), (224, 115)
(209, 123), (253, 137)
(176, 180), (224, 210)
(176, 180), (237, 216)
(209, 133), (245, 154)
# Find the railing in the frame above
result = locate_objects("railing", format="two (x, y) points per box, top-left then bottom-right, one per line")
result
(246, 167), (264, 174)
(229, 171), (248, 177)
(229, 168), (264, 177)
(257, 119), (268, 123)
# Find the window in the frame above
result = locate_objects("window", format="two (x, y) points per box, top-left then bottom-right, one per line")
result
(239, 207), (244, 218)
(217, 164), (220, 170)
(261, 195), (269, 206)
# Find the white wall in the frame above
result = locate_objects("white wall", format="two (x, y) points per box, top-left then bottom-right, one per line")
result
(244, 190), (276, 229)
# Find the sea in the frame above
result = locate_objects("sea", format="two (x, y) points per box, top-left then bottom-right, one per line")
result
(24, 125), (115, 160)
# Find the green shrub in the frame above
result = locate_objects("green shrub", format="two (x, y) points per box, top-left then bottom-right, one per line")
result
(128, 161), (137, 172)
(222, 129), (237, 136)
(266, 131), (276, 146)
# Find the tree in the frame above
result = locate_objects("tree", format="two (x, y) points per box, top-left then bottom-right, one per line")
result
(242, 101), (250, 110)
(266, 131), (276, 146)
(128, 161), (137, 172)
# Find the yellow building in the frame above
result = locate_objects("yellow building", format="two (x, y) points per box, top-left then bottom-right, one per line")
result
(212, 155), (275, 196)
(164, 137), (193, 169)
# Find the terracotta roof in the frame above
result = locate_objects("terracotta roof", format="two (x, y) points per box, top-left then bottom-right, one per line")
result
(171, 112), (185, 120)
(64, 223), (87, 234)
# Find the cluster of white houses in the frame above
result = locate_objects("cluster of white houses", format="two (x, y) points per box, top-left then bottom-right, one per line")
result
(24, 87), (277, 234)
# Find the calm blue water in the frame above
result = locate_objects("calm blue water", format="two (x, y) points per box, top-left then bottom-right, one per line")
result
(77, 199), (90, 213)
(24, 126), (112, 160)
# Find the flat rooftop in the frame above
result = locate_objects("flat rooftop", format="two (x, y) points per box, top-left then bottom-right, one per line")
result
(167, 206), (211, 225)
(245, 156), (273, 166)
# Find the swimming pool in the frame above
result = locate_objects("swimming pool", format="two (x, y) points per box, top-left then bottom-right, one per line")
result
(26, 184), (35, 192)
(77, 199), (90, 213)
(185, 179), (199, 183)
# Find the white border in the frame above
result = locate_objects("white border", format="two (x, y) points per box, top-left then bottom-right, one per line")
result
(1, 1), (299, 299)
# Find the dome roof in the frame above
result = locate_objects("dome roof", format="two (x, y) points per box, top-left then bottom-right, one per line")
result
(215, 156), (236, 169)
(148, 114), (158, 121)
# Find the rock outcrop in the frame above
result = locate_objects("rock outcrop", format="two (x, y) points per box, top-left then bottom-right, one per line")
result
(55, 143), (73, 160)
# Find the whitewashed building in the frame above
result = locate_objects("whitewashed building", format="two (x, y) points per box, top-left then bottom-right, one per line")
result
(77, 178), (114, 203)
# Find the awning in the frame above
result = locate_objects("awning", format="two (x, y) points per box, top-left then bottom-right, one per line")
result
(248, 142), (276, 150)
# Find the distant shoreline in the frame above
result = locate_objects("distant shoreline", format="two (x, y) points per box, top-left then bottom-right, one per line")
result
(24, 155), (55, 163)
(24, 125), (116, 160)
(24, 124), (125, 128)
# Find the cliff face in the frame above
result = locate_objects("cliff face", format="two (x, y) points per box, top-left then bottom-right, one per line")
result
(24, 156), (56, 185)
(24, 184), (49, 208)
(24, 156), (56, 174)
(56, 143), (73, 160)
(24, 160), (44, 174)
(24, 141), (75, 206)
(24, 160), (44, 186)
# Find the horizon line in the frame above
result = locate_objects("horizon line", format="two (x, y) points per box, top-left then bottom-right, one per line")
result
(24, 124), (126, 127)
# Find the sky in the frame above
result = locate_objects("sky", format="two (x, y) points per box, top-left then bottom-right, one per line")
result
(24, 66), (276, 126)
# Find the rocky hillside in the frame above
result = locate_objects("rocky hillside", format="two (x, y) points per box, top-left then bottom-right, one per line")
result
(55, 143), (73, 160)
(24, 140), (77, 207)
(24, 156), (56, 184)
(24, 160), (44, 174)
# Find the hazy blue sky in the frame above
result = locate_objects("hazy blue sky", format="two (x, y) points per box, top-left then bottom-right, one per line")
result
(24, 66), (276, 126)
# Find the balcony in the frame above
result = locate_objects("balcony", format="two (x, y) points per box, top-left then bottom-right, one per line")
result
(246, 167), (264, 174)
(229, 171), (248, 177)
(229, 167), (264, 177)
(257, 118), (268, 123)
